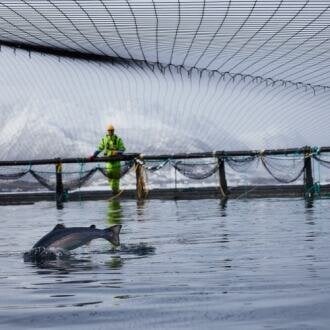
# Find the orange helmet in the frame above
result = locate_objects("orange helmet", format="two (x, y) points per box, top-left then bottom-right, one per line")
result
(107, 124), (115, 131)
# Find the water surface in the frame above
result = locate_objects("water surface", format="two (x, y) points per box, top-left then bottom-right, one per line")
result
(0, 198), (330, 329)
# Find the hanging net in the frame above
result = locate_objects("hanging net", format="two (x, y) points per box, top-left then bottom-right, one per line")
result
(313, 154), (330, 170)
(260, 155), (306, 184)
(226, 156), (258, 173)
(171, 159), (219, 180)
(0, 162), (135, 192)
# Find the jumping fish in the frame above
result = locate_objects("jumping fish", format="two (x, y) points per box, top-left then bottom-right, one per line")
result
(32, 224), (122, 251)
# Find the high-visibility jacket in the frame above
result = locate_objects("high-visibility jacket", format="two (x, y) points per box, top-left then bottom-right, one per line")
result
(97, 134), (125, 157)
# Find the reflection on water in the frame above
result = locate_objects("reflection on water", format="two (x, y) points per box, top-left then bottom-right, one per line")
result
(114, 243), (156, 256)
(222, 258), (232, 270)
(304, 206), (317, 242)
(107, 199), (123, 225)
(305, 207), (315, 226)
(105, 256), (123, 269)
(1, 198), (330, 329)
(220, 197), (228, 216)
(33, 256), (94, 273)
(24, 243), (155, 272)
(304, 205), (319, 278)
(26, 253), (126, 277)
(305, 196), (314, 209)
(136, 199), (146, 219)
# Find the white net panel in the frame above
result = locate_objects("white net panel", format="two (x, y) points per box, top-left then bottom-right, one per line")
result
(1, 0), (329, 88)
(1, 50), (329, 159)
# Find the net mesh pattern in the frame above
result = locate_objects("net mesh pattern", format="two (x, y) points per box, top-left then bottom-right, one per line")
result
(1, 1), (329, 89)
(171, 159), (219, 180)
(1, 1), (330, 184)
(0, 161), (134, 191)
(1, 154), (330, 191)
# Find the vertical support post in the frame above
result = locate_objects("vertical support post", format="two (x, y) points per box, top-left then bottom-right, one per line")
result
(135, 157), (147, 200)
(174, 166), (177, 190)
(304, 146), (314, 199)
(55, 162), (64, 209)
(218, 157), (228, 199)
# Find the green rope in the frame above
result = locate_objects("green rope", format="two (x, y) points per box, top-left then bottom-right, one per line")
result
(312, 146), (321, 155)
(315, 182), (321, 196)
(304, 182), (320, 198)
(63, 189), (69, 202)
(317, 155), (321, 198)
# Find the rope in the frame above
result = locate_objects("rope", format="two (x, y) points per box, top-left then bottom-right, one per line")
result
(108, 189), (124, 201)
(234, 186), (259, 200)
(134, 158), (149, 200)
(145, 159), (170, 172)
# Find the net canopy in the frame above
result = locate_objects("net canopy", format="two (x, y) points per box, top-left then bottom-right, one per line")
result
(0, 0), (330, 160)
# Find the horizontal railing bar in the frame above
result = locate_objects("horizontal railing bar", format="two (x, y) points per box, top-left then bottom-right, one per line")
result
(0, 154), (140, 166)
(141, 147), (307, 160)
(1, 146), (328, 167)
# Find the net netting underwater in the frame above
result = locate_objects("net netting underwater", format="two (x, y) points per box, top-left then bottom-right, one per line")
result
(1, 1), (330, 191)
(2, 153), (330, 192)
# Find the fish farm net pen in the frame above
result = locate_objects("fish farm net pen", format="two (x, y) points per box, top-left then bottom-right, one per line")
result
(1, 146), (330, 207)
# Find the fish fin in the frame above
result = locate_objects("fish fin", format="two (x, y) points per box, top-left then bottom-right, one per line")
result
(90, 225), (96, 229)
(104, 225), (122, 246)
(53, 224), (65, 230)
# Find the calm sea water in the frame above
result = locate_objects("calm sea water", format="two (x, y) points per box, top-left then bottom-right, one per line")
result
(0, 198), (330, 330)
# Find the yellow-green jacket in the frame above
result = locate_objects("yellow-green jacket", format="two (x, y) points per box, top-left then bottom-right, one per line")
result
(97, 134), (125, 156)
(94, 134), (125, 167)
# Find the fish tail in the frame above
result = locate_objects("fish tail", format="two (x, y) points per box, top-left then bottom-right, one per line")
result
(104, 225), (122, 246)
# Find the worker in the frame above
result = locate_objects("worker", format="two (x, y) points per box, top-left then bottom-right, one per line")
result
(89, 124), (125, 194)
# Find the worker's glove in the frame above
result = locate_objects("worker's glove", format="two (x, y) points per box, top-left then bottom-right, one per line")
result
(88, 150), (100, 160)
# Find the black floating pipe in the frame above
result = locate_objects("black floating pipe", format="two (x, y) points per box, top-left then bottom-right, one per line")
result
(0, 154), (140, 166)
(141, 147), (307, 160)
(1, 146), (329, 167)
(318, 147), (330, 153)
